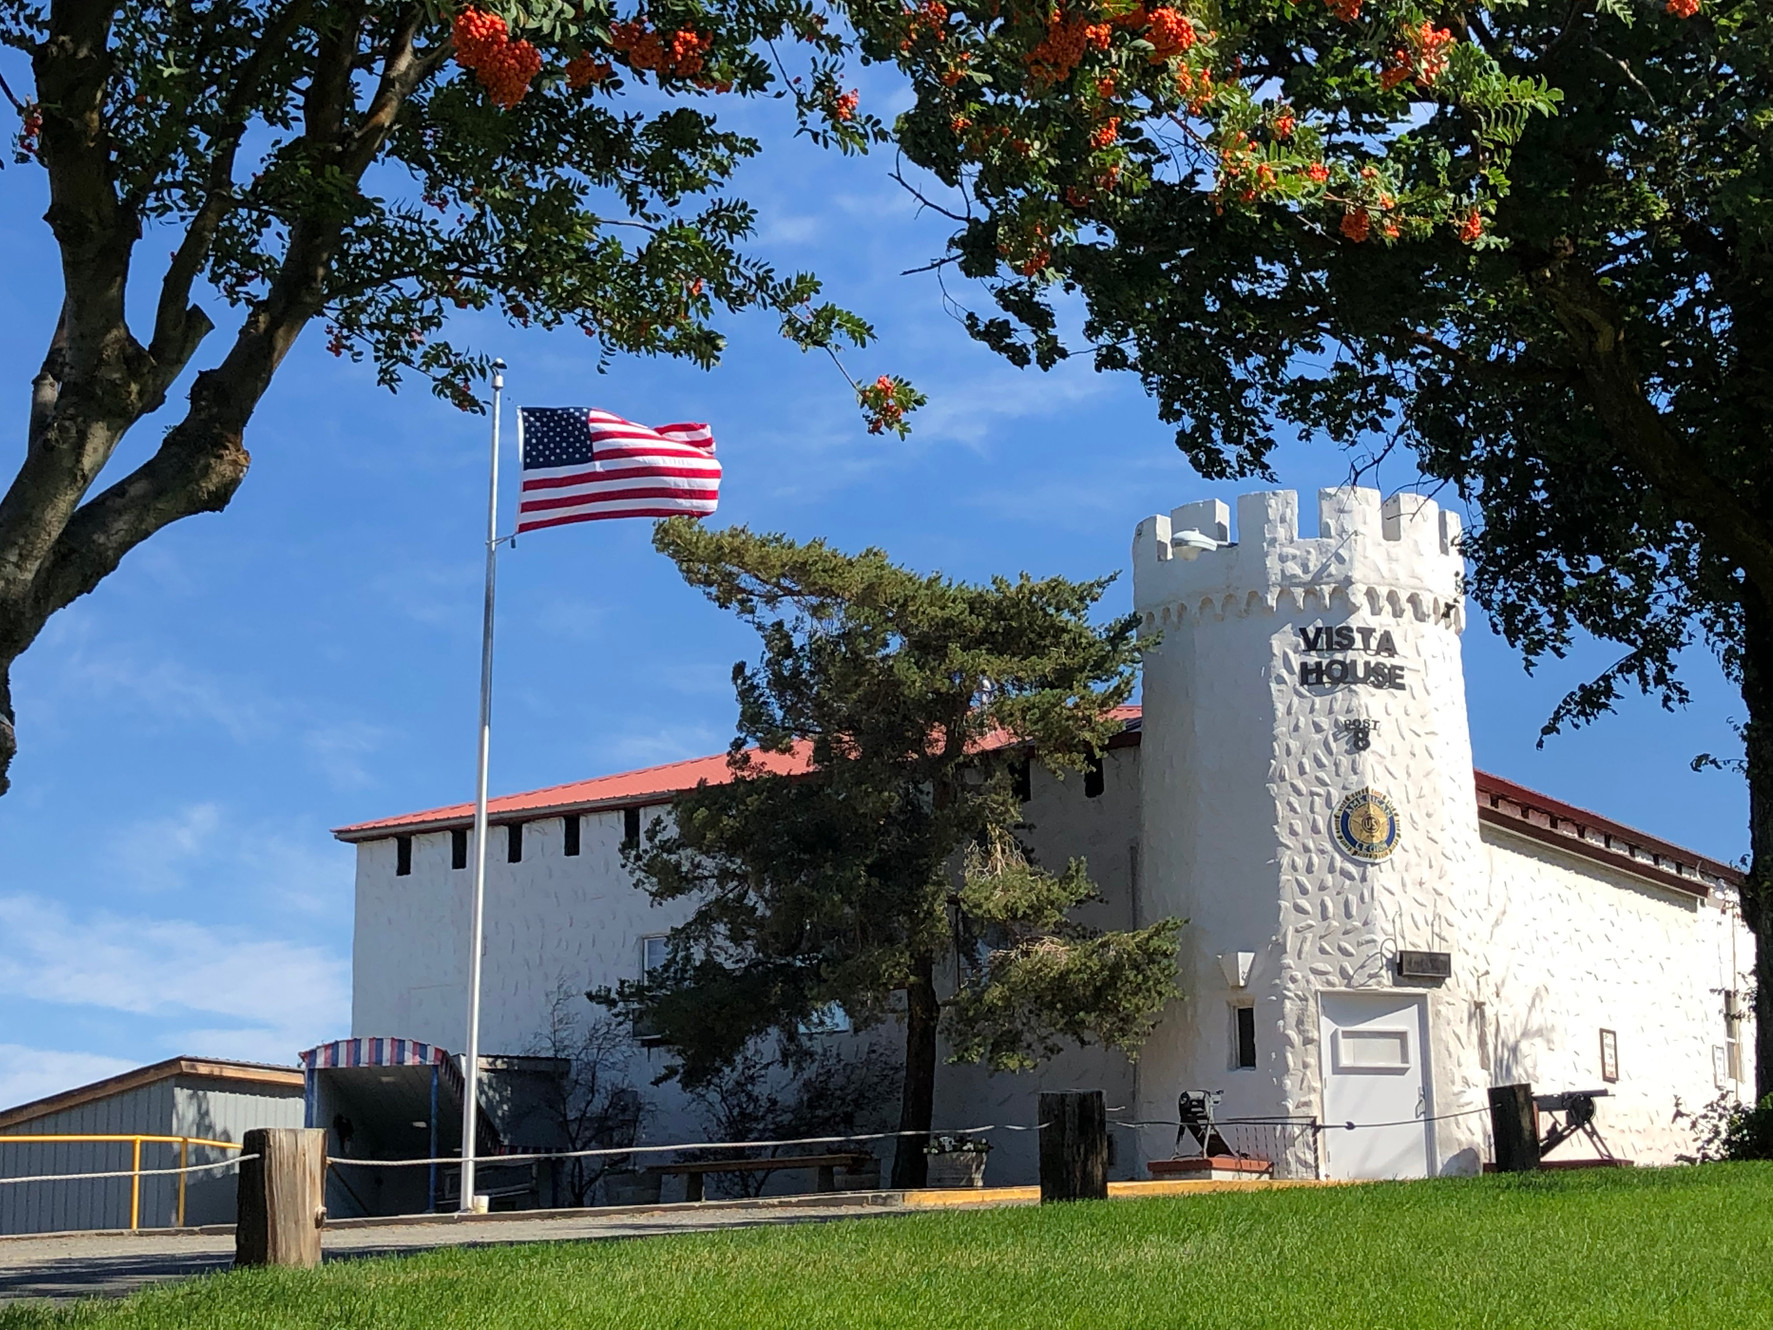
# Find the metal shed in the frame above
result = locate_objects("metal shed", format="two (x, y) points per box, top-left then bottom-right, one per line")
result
(0, 1057), (305, 1235)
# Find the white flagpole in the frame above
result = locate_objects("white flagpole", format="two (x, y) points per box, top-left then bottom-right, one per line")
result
(459, 357), (505, 1213)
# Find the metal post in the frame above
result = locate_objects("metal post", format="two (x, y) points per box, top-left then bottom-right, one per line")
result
(428, 1066), (439, 1213)
(129, 1137), (141, 1231)
(177, 1137), (188, 1227)
(459, 358), (505, 1214)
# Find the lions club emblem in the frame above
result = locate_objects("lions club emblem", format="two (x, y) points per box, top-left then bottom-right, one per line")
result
(1334, 788), (1400, 861)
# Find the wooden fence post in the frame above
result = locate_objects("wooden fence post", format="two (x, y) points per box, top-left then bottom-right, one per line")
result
(236, 1128), (327, 1268)
(1487, 1083), (1540, 1173)
(1039, 1090), (1109, 1202)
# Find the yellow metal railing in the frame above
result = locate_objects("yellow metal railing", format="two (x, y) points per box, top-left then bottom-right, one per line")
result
(1, 1134), (244, 1230)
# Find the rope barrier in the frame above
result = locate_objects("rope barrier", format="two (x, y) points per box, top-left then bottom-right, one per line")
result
(0, 1154), (259, 1186)
(329, 1123), (1040, 1170)
(1110, 1104), (1492, 1134)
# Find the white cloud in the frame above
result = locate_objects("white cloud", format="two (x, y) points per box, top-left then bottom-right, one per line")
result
(302, 719), (390, 789)
(0, 895), (350, 1057)
(602, 723), (727, 768)
(104, 804), (353, 918)
(0, 1045), (138, 1114)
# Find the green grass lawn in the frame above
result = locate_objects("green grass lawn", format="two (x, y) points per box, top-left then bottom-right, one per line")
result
(8, 1165), (1772, 1329)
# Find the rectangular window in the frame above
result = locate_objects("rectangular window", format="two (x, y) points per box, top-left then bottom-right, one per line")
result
(1233, 1003), (1257, 1069)
(641, 934), (668, 979)
(563, 815), (581, 857)
(395, 835), (412, 877)
(451, 827), (468, 870)
(507, 821), (523, 864)
(623, 806), (642, 850)
(1011, 759), (1032, 803)
(1084, 753), (1105, 799)
(1725, 991), (1744, 1082)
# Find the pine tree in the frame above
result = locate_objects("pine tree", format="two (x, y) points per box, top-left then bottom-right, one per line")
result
(607, 519), (1182, 1186)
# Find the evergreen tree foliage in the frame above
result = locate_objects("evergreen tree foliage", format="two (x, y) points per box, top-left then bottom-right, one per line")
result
(605, 518), (1182, 1186)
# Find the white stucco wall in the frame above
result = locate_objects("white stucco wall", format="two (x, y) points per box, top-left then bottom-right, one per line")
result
(1130, 486), (1754, 1175)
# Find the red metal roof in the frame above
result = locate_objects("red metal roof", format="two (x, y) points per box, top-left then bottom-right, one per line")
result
(332, 706), (1142, 842)
(333, 707), (1741, 897)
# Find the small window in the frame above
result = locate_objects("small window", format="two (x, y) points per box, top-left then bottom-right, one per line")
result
(1726, 992), (1744, 1083)
(1084, 753), (1105, 799)
(451, 827), (468, 871)
(641, 934), (668, 979)
(1233, 1004), (1257, 1069)
(623, 806), (642, 850)
(799, 1003), (852, 1036)
(563, 815), (581, 857)
(395, 836), (412, 877)
(507, 822), (523, 864)
(1011, 759), (1032, 803)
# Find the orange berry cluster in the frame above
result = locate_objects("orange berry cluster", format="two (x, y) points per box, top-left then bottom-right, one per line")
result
(832, 88), (860, 120)
(1381, 22), (1453, 89)
(1665, 0), (1699, 15)
(862, 375), (910, 433)
(1340, 208), (1370, 242)
(900, 0), (950, 49)
(1457, 208), (1484, 243)
(610, 19), (713, 78)
(1144, 8), (1196, 60)
(1272, 109), (1295, 139)
(1325, 0), (1361, 21)
(566, 54), (614, 89)
(1089, 115), (1120, 148)
(453, 8), (542, 109)
(1025, 10), (1112, 85)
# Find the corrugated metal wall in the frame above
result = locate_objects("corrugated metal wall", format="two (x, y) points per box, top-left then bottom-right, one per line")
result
(0, 1081), (175, 1235)
(172, 1079), (305, 1227)
(0, 1076), (306, 1234)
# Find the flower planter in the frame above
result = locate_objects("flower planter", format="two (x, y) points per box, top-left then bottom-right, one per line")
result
(925, 1152), (988, 1188)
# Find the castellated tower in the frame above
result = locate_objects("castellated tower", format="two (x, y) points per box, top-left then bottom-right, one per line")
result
(1132, 488), (1480, 1180)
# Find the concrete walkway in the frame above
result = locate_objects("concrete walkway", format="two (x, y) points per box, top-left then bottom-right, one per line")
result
(0, 1178), (1317, 1304)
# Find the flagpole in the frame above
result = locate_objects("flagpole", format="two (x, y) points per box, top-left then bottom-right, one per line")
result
(459, 357), (505, 1214)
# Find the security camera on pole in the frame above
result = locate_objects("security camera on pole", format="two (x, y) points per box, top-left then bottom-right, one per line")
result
(454, 369), (723, 1214)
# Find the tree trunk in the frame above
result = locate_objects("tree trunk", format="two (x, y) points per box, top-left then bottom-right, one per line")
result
(1741, 593), (1773, 1104)
(0, 663), (14, 798)
(891, 956), (939, 1189)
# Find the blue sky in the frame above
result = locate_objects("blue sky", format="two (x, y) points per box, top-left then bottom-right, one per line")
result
(0, 61), (1747, 1110)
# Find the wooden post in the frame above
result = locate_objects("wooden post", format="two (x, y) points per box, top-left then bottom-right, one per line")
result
(1488, 1083), (1540, 1173)
(235, 1128), (327, 1268)
(1039, 1090), (1109, 1202)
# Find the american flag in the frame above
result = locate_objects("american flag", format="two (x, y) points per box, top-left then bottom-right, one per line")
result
(515, 407), (721, 533)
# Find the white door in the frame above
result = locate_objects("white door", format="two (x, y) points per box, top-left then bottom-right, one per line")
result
(1319, 991), (1433, 1180)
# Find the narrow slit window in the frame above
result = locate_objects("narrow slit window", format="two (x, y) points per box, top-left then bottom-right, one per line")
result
(1233, 1004), (1257, 1069)
(623, 806), (642, 850)
(1084, 753), (1105, 799)
(451, 827), (468, 871)
(1011, 759), (1032, 804)
(507, 822), (524, 864)
(563, 815), (581, 857)
(395, 836), (412, 877)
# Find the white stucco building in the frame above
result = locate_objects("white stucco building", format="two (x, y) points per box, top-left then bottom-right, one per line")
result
(335, 488), (1753, 1188)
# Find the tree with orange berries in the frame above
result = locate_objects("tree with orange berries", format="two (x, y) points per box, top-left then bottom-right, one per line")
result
(0, 0), (920, 796)
(864, 0), (1773, 1096)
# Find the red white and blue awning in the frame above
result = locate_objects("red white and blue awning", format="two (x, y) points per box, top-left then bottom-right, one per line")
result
(299, 1037), (450, 1070)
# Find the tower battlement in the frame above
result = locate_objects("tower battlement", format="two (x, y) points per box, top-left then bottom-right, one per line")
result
(1133, 488), (1464, 630)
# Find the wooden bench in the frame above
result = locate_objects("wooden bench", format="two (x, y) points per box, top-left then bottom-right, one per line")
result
(652, 1152), (874, 1203)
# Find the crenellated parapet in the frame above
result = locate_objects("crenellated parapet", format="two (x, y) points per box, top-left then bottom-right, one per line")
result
(1132, 488), (1466, 633)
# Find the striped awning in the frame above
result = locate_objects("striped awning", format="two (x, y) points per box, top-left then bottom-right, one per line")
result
(299, 1038), (450, 1070)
